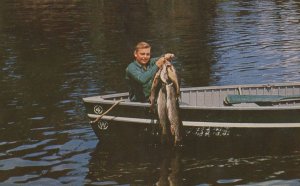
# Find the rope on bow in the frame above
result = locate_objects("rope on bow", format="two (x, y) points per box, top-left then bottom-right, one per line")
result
(90, 99), (125, 124)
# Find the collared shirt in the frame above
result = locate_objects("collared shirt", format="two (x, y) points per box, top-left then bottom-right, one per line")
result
(125, 57), (159, 102)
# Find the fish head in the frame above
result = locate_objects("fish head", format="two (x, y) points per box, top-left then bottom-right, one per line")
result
(160, 60), (173, 84)
(166, 64), (180, 98)
(160, 63), (169, 84)
(158, 60), (181, 98)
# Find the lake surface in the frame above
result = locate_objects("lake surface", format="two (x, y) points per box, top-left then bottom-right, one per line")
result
(1, 0), (300, 185)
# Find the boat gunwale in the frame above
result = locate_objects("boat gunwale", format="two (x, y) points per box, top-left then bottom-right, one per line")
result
(86, 102), (300, 111)
(87, 114), (300, 128)
(83, 97), (300, 111)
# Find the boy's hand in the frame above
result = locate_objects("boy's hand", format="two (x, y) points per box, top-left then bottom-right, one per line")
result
(156, 58), (165, 68)
(156, 53), (175, 68)
(164, 53), (175, 61)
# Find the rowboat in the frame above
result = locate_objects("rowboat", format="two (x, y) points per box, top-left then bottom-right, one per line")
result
(83, 82), (300, 139)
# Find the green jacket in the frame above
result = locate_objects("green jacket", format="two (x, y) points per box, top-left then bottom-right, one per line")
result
(125, 57), (159, 102)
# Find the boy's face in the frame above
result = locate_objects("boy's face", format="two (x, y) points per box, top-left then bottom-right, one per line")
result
(134, 48), (151, 66)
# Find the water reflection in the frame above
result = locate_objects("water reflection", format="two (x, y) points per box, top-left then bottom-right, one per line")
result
(211, 0), (300, 85)
(1, 0), (93, 139)
(86, 131), (300, 185)
(0, 123), (97, 185)
(86, 139), (184, 185)
(156, 148), (183, 186)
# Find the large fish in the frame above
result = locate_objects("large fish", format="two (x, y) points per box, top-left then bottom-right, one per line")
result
(166, 82), (183, 145)
(149, 60), (183, 146)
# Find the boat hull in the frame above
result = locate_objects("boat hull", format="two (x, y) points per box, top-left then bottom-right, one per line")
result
(83, 82), (300, 139)
(83, 101), (300, 126)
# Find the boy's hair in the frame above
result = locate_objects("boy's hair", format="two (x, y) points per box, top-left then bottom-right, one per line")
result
(135, 42), (151, 52)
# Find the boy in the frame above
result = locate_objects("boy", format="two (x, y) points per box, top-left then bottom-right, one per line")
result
(126, 41), (174, 102)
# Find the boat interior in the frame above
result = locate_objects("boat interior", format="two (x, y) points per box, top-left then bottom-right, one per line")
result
(86, 83), (300, 108)
(179, 84), (300, 107)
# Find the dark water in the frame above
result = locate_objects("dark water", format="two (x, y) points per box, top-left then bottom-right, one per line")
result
(1, 0), (300, 185)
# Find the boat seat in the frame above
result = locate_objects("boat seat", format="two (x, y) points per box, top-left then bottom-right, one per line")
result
(224, 94), (300, 105)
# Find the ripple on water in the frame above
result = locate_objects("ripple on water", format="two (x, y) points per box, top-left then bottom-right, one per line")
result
(58, 139), (97, 156)
(23, 152), (48, 158)
(245, 179), (300, 186)
(3, 177), (63, 186)
(217, 178), (243, 184)
(6, 139), (55, 154)
(28, 116), (45, 120)
(0, 158), (60, 171)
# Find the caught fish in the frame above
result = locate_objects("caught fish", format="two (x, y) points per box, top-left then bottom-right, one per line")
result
(166, 82), (183, 145)
(149, 59), (183, 146)
(165, 61), (180, 98)
(157, 85), (170, 144)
